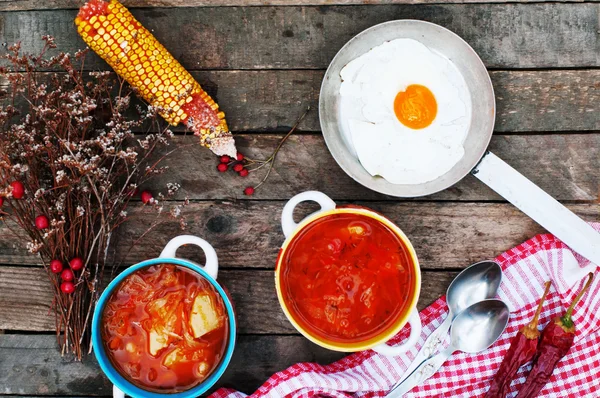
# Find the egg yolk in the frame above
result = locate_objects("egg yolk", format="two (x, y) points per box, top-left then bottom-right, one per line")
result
(393, 84), (437, 129)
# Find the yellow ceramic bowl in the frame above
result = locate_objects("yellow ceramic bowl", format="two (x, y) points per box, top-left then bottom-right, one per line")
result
(275, 191), (422, 354)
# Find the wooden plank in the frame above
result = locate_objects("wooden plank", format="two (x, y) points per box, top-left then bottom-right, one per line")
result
(1, 0), (598, 13)
(492, 70), (599, 133)
(1, 4), (598, 69)
(1, 201), (598, 268)
(0, 266), (454, 332)
(3, 70), (596, 133)
(0, 334), (346, 396)
(148, 134), (600, 202)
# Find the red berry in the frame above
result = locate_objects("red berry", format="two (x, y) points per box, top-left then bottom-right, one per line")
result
(233, 163), (244, 173)
(50, 260), (63, 274)
(61, 268), (74, 282)
(219, 155), (231, 163)
(236, 153), (244, 161)
(61, 281), (75, 294)
(0, 197), (4, 207)
(217, 163), (228, 173)
(35, 215), (50, 230)
(140, 190), (153, 204)
(239, 168), (249, 177)
(244, 186), (255, 196)
(10, 181), (25, 199)
(70, 257), (84, 271)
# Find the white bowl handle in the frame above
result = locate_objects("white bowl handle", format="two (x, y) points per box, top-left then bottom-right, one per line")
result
(281, 191), (336, 238)
(159, 235), (219, 279)
(113, 386), (124, 398)
(371, 310), (422, 356)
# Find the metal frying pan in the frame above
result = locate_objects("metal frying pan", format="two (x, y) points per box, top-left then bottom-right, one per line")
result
(319, 20), (600, 265)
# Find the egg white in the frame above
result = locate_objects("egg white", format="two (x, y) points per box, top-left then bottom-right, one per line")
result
(339, 38), (472, 185)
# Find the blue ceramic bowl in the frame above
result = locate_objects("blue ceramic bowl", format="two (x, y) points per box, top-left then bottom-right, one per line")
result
(91, 235), (236, 398)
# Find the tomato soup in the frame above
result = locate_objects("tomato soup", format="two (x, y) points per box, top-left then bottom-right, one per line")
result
(280, 213), (416, 343)
(102, 264), (228, 393)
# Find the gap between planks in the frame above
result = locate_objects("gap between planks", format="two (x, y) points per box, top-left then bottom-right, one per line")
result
(2, 202), (599, 268)
(0, 0), (599, 12)
(0, 334), (346, 396)
(1, 70), (597, 133)
(75, 134), (600, 202)
(0, 266), (455, 333)
(0, 4), (599, 69)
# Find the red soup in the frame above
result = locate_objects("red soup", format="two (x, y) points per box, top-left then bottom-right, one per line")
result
(102, 264), (228, 393)
(280, 212), (416, 343)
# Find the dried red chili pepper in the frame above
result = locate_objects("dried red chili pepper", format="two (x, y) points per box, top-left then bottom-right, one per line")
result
(485, 281), (551, 398)
(516, 273), (594, 398)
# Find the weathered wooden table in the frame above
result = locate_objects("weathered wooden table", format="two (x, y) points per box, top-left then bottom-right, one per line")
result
(0, 0), (598, 396)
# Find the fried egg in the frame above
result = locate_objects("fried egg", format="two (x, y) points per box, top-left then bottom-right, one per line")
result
(339, 38), (472, 185)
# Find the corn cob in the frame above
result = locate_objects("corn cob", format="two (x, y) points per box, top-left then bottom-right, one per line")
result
(75, 0), (236, 157)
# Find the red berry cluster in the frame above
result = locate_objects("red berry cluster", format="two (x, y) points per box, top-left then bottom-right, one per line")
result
(2, 181), (52, 230)
(216, 153), (255, 195)
(50, 257), (84, 294)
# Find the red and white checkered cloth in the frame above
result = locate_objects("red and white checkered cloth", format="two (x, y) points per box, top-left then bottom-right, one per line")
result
(212, 225), (600, 398)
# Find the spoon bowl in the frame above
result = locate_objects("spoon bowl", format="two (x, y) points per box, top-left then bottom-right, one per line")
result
(386, 299), (509, 397)
(451, 299), (510, 353)
(384, 260), (503, 388)
(447, 260), (503, 316)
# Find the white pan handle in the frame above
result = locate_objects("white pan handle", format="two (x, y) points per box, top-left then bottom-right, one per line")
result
(472, 152), (600, 266)
(281, 191), (336, 238)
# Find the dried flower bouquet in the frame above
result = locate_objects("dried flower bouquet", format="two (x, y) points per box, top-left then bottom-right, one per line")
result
(0, 37), (185, 359)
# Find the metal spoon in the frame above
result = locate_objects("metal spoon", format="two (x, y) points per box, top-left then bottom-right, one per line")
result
(386, 299), (510, 397)
(387, 261), (502, 391)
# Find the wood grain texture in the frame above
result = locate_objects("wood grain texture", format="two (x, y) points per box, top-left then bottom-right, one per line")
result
(0, 334), (346, 395)
(0, 131), (561, 205)
(3, 70), (596, 133)
(150, 134), (600, 202)
(1, 0), (598, 12)
(1, 202), (598, 268)
(0, 266), (455, 332)
(1, 4), (598, 69)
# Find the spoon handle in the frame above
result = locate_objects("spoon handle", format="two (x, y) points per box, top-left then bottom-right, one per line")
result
(385, 347), (455, 398)
(387, 314), (452, 391)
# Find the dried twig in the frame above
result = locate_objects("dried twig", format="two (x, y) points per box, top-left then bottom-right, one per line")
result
(0, 38), (187, 359)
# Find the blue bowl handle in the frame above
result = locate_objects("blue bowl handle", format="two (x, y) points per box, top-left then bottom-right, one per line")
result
(159, 235), (219, 279)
